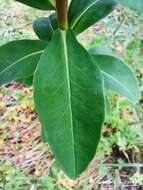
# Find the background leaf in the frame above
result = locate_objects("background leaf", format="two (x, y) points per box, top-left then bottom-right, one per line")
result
(115, 0), (143, 13)
(33, 14), (58, 41)
(16, 0), (55, 10)
(68, 0), (117, 34)
(16, 76), (33, 86)
(89, 45), (114, 56)
(0, 40), (47, 86)
(34, 29), (105, 179)
(89, 47), (140, 103)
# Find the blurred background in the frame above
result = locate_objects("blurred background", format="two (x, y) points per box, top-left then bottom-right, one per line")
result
(0, 0), (143, 189)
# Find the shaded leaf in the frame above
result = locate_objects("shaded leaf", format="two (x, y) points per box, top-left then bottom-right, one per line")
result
(16, 76), (33, 86)
(34, 29), (105, 179)
(33, 14), (58, 41)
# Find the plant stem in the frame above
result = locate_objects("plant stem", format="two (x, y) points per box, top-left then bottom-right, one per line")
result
(56, 0), (68, 30)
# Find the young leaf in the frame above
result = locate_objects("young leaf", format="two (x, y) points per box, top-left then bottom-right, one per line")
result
(0, 40), (47, 86)
(33, 14), (58, 41)
(33, 0), (117, 40)
(68, 0), (117, 34)
(89, 47), (140, 103)
(16, 0), (55, 10)
(115, 0), (143, 13)
(34, 29), (105, 179)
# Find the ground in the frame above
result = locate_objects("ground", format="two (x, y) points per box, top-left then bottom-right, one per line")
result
(0, 0), (143, 189)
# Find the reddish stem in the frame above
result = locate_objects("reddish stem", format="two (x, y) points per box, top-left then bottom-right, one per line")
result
(56, 0), (68, 30)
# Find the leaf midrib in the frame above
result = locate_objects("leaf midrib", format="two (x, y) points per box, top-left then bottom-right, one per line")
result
(71, 0), (100, 29)
(61, 30), (76, 175)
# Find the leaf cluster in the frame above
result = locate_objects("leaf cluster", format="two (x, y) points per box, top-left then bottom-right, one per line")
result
(0, 0), (142, 179)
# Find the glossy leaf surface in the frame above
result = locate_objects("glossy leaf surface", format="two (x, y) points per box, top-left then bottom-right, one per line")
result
(0, 40), (47, 86)
(68, 0), (117, 34)
(34, 29), (105, 178)
(33, 14), (58, 41)
(89, 47), (140, 103)
(16, 0), (55, 10)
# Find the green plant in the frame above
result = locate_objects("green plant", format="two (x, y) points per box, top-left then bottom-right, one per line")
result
(0, 0), (142, 179)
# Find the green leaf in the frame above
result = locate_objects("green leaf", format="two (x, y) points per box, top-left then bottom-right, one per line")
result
(16, 0), (55, 10)
(34, 29), (105, 179)
(33, 14), (58, 41)
(89, 45), (114, 56)
(68, 0), (117, 34)
(16, 76), (33, 86)
(89, 47), (140, 103)
(33, 1), (117, 40)
(115, 0), (143, 13)
(0, 40), (47, 86)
